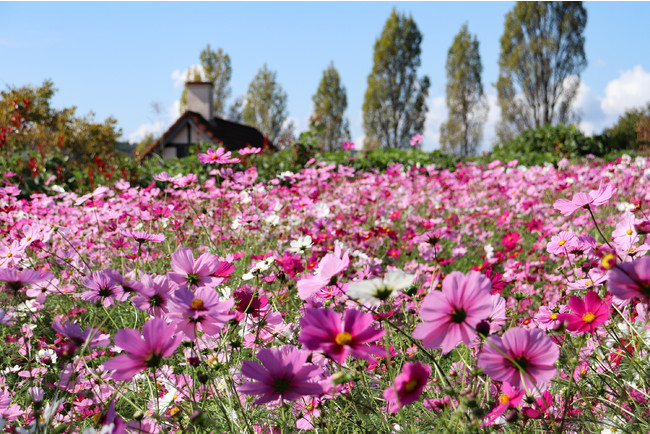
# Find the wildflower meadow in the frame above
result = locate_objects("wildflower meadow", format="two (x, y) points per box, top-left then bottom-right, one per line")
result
(1, 148), (650, 433)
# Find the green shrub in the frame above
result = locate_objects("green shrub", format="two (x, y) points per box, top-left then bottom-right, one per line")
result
(490, 124), (605, 165)
(601, 102), (650, 153)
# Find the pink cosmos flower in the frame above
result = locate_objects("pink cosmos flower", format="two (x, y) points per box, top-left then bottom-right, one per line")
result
(103, 318), (182, 381)
(168, 247), (225, 289)
(80, 270), (127, 307)
(341, 141), (355, 151)
(482, 382), (524, 426)
(239, 146), (262, 155)
(131, 274), (176, 317)
(534, 305), (568, 331)
(558, 290), (610, 334)
(297, 244), (349, 300)
(607, 256), (650, 305)
(478, 328), (559, 392)
(198, 147), (240, 165)
(120, 229), (165, 244)
(299, 308), (384, 363)
(382, 361), (431, 413)
(553, 182), (617, 216)
(546, 231), (577, 256)
(409, 133), (424, 147)
(0, 267), (53, 293)
(52, 317), (110, 349)
(167, 287), (234, 340)
(239, 346), (324, 405)
(412, 271), (493, 354)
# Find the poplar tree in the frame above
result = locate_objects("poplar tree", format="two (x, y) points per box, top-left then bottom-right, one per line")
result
(311, 62), (350, 151)
(242, 64), (289, 145)
(362, 9), (430, 149)
(496, 1), (587, 143)
(440, 24), (488, 157)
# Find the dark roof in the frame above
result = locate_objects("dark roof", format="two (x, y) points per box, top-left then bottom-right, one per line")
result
(137, 111), (274, 161)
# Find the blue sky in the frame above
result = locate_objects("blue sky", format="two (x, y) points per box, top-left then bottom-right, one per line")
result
(2, 2), (650, 152)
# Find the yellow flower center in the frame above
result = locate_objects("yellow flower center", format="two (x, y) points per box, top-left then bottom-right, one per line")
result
(191, 298), (205, 310)
(335, 331), (353, 346)
(499, 394), (511, 405)
(601, 253), (616, 269)
(404, 379), (419, 393)
(6, 252), (12, 258)
(558, 240), (566, 246)
(26, 237), (31, 242)
(211, 154), (218, 160)
(169, 406), (181, 417)
(584, 280), (593, 286)
(550, 313), (558, 320)
(627, 229), (633, 235)
(582, 312), (596, 323)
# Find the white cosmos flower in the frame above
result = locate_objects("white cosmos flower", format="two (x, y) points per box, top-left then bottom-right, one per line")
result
(289, 235), (313, 254)
(347, 270), (415, 305)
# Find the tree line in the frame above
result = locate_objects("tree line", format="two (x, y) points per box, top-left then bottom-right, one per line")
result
(176, 2), (590, 156)
(3, 2), (647, 161)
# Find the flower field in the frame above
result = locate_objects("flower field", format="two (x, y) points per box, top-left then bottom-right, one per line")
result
(1, 151), (650, 433)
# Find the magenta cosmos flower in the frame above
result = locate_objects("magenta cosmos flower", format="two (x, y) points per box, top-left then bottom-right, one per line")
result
(558, 290), (610, 334)
(553, 182), (617, 216)
(103, 318), (182, 381)
(168, 247), (226, 289)
(167, 287), (234, 340)
(482, 382), (525, 426)
(239, 346), (324, 405)
(198, 147), (240, 165)
(80, 270), (127, 307)
(297, 245), (349, 300)
(0, 267), (52, 293)
(607, 256), (650, 305)
(478, 328), (559, 392)
(120, 229), (165, 244)
(382, 361), (431, 413)
(299, 308), (384, 363)
(412, 271), (493, 354)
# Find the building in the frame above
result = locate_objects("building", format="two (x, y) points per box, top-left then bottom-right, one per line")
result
(137, 82), (272, 161)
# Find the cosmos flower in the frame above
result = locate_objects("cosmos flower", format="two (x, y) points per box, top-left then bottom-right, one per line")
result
(558, 291), (610, 334)
(80, 270), (127, 307)
(297, 245), (350, 300)
(299, 308), (384, 363)
(120, 229), (165, 244)
(167, 287), (234, 340)
(607, 256), (650, 305)
(239, 346), (324, 405)
(482, 382), (525, 426)
(409, 134), (424, 147)
(478, 327), (558, 392)
(198, 147), (240, 165)
(168, 247), (224, 289)
(412, 271), (492, 354)
(553, 182), (617, 216)
(346, 270), (415, 305)
(103, 318), (182, 381)
(382, 361), (431, 413)
(0, 268), (53, 294)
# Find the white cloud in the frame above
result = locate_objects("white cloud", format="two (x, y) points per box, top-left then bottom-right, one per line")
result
(127, 99), (180, 144)
(422, 95), (446, 151)
(171, 64), (205, 88)
(482, 91), (500, 152)
(601, 65), (650, 116)
(126, 120), (165, 144)
(573, 65), (650, 137)
(354, 134), (365, 149)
